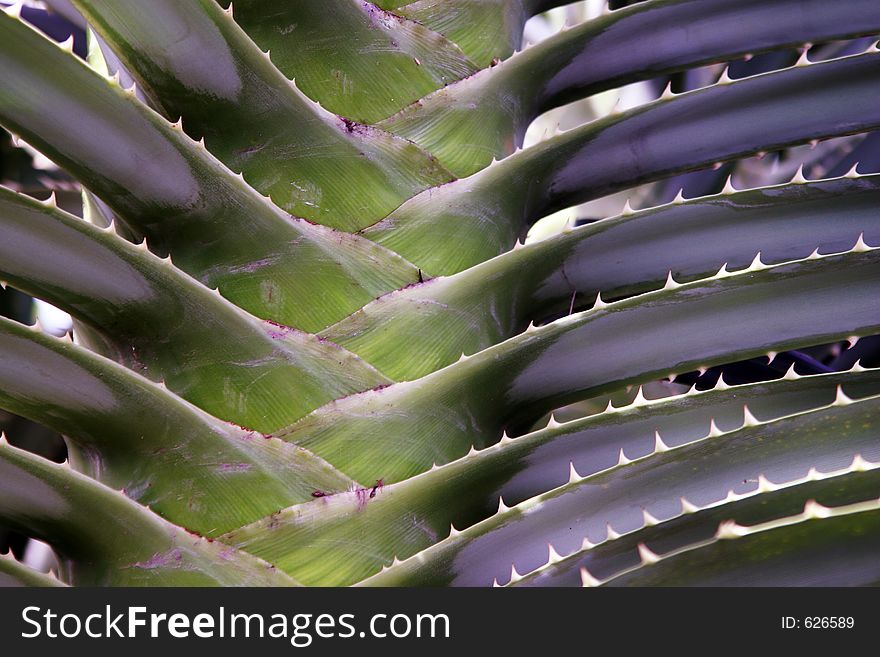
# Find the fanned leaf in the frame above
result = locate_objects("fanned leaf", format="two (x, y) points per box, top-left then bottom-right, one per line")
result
(280, 246), (880, 483)
(227, 368), (880, 585)
(373, 457), (880, 586)
(372, 396), (880, 587)
(0, 316), (355, 535)
(383, 0), (880, 175)
(226, 0), (478, 123)
(72, 0), (454, 230)
(325, 174), (880, 379)
(0, 441), (299, 585)
(514, 462), (880, 586)
(0, 187), (390, 431)
(0, 9), (421, 331)
(368, 50), (880, 274)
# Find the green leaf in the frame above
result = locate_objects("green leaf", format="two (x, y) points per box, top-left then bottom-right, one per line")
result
(0, 441), (299, 585)
(72, 0), (455, 230)
(513, 462), (880, 586)
(362, 392), (880, 587)
(0, 552), (66, 587)
(325, 174), (880, 380)
(0, 316), (356, 535)
(226, 0), (478, 123)
(603, 497), (880, 586)
(383, 0), (880, 175)
(0, 10), (421, 331)
(280, 246), (880, 483)
(223, 371), (878, 584)
(368, 50), (880, 274)
(0, 188), (390, 431)
(388, 0), (536, 68)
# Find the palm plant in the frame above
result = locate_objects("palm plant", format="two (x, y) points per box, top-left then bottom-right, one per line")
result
(1, 0), (880, 587)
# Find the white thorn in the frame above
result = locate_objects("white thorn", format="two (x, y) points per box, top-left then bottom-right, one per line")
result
(742, 405), (760, 427)
(721, 175), (737, 195)
(662, 270), (681, 290)
(508, 564), (522, 583)
(604, 399), (615, 413)
(40, 191), (57, 208)
(592, 291), (608, 310)
(621, 199), (635, 216)
(672, 189), (686, 204)
(448, 524), (461, 538)
(844, 162), (861, 179)
(580, 566), (601, 587)
(766, 351), (777, 363)
(707, 418), (724, 438)
(497, 496), (510, 513)
(617, 448), (632, 466)
(717, 66), (733, 84)
(846, 336), (860, 349)
(492, 578), (500, 588)
(715, 520), (747, 539)
(653, 430), (670, 453)
(467, 444), (479, 457)
(850, 454), (870, 472)
(3, 2), (23, 19)
(833, 385), (854, 406)
(795, 48), (811, 67)
(715, 262), (734, 279)
(791, 165), (808, 184)
(806, 247), (822, 260)
(581, 536), (595, 550)
(637, 543), (660, 565)
(641, 508), (660, 527)
(59, 35), (74, 53)
(547, 413), (562, 429)
(568, 461), (582, 484)
(224, 3), (233, 17)
(853, 233), (871, 253)
(524, 321), (537, 333)
(631, 386), (647, 406)
(171, 117), (183, 131)
(748, 251), (767, 271)
(803, 499), (831, 519)
(782, 363), (799, 380)
(680, 497), (699, 514)
(851, 359), (866, 372)
(605, 523), (621, 540)
(547, 544), (564, 565)
(457, 352), (469, 363)
(660, 82), (675, 100)
(806, 466), (821, 480)
(756, 474), (777, 493)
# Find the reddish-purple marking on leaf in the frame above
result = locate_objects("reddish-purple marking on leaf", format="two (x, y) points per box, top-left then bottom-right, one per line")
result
(369, 478), (384, 499)
(311, 490), (327, 498)
(216, 463), (253, 473)
(131, 548), (183, 570)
